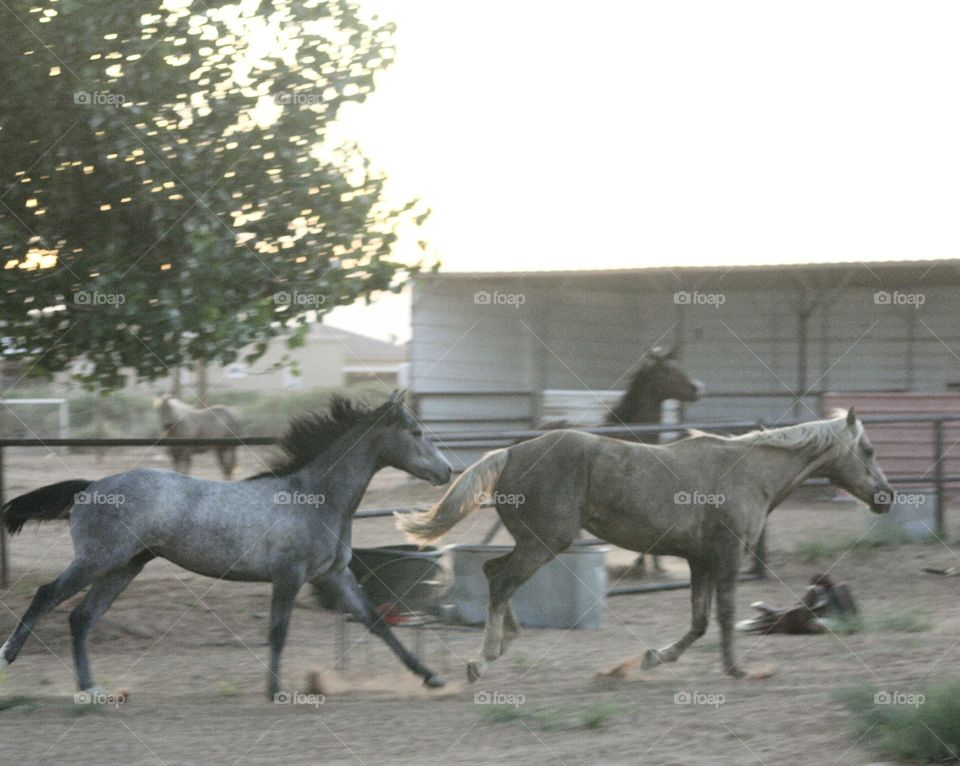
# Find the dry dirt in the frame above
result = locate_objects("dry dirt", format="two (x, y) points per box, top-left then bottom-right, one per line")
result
(1, 447), (959, 765)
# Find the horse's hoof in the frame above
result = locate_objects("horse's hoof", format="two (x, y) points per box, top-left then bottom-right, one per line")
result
(726, 666), (747, 679)
(423, 674), (445, 689)
(466, 662), (483, 683)
(640, 649), (661, 670)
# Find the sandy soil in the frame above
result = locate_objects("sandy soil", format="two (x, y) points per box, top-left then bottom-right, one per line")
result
(0, 447), (958, 765)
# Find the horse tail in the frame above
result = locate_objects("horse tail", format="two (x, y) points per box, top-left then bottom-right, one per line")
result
(3, 479), (92, 535)
(396, 449), (509, 546)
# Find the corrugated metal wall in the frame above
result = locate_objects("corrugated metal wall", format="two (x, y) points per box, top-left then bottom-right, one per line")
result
(412, 267), (960, 460)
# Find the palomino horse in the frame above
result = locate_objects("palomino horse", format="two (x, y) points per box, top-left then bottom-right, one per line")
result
(398, 410), (892, 682)
(533, 345), (705, 572)
(155, 395), (241, 479)
(1, 392), (453, 699)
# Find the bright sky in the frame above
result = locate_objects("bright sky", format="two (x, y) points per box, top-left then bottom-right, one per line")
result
(324, 0), (960, 339)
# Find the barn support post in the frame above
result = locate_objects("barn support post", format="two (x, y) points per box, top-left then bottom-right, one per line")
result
(933, 419), (946, 538)
(794, 302), (811, 420)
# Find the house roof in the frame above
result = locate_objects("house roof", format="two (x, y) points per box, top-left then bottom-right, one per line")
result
(308, 324), (406, 362)
(414, 259), (960, 290)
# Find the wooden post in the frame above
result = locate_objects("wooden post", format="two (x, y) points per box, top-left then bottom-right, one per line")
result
(0, 446), (7, 589)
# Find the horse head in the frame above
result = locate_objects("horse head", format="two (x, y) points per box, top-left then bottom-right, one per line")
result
(815, 409), (894, 514)
(606, 345), (704, 425)
(375, 390), (452, 486)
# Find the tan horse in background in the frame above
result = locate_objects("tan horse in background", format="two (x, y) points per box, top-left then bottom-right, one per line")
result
(155, 396), (241, 479)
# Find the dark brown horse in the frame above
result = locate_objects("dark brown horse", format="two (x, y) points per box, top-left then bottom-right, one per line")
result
(604, 345), (703, 432)
(605, 346), (703, 572)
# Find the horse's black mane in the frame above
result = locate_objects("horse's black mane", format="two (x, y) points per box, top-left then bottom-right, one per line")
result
(245, 396), (383, 479)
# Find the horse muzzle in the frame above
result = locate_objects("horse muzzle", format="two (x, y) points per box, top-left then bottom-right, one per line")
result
(869, 486), (894, 514)
(429, 466), (453, 486)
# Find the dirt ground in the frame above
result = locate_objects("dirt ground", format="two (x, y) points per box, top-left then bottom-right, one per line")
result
(1, 446), (959, 765)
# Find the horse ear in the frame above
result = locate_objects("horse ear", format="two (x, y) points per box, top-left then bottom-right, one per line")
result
(388, 389), (406, 406)
(846, 408), (857, 428)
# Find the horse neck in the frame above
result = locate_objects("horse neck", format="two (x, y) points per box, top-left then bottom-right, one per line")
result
(734, 438), (836, 512)
(608, 378), (663, 425)
(296, 428), (383, 515)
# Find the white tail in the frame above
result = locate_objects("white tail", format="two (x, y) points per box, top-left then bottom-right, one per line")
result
(395, 449), (508, 546)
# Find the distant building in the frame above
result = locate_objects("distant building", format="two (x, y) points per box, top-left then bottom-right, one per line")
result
(204, 324), (408, 394)
(2, 323), (407, 397)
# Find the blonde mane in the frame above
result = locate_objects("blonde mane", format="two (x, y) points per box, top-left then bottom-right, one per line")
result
(688, 414), (861, 453)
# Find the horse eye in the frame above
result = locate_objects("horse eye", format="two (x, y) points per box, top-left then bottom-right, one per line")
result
(863, 446), (874, 457)
(411, 428), (423, 437)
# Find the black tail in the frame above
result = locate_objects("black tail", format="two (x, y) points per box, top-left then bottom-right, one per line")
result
(3, 479), (92, 535)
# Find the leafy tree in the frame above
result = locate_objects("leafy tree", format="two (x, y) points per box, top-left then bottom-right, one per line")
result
(0, 0), (428, 391)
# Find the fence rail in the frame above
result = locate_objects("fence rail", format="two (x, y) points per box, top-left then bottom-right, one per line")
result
(2, 413), (958, 590)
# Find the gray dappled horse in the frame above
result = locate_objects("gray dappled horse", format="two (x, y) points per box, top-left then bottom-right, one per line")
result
(398, 410), (892, 682)
(1, 392), (453, 699)
(155, 395), (241, 479)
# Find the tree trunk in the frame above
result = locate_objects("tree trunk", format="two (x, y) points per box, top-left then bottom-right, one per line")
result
(196, 362), (208, 408)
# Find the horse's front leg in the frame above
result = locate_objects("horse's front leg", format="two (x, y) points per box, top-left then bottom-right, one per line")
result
(641, 558), (713, 669)
(320, 567), (444, 688)
(267, 574), (304, 700)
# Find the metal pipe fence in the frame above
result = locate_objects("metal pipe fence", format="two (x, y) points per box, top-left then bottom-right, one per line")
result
(2, 414), (958, 591)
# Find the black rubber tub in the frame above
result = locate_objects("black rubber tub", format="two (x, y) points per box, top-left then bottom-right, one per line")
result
(313, 545), (450, 618)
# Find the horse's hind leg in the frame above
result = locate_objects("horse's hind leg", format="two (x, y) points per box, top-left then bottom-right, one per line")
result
(467, 544), (556, 683)
(642, 559), (713, 670)
(69, 552), (154, 691)
(0, 558), (101, 670)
